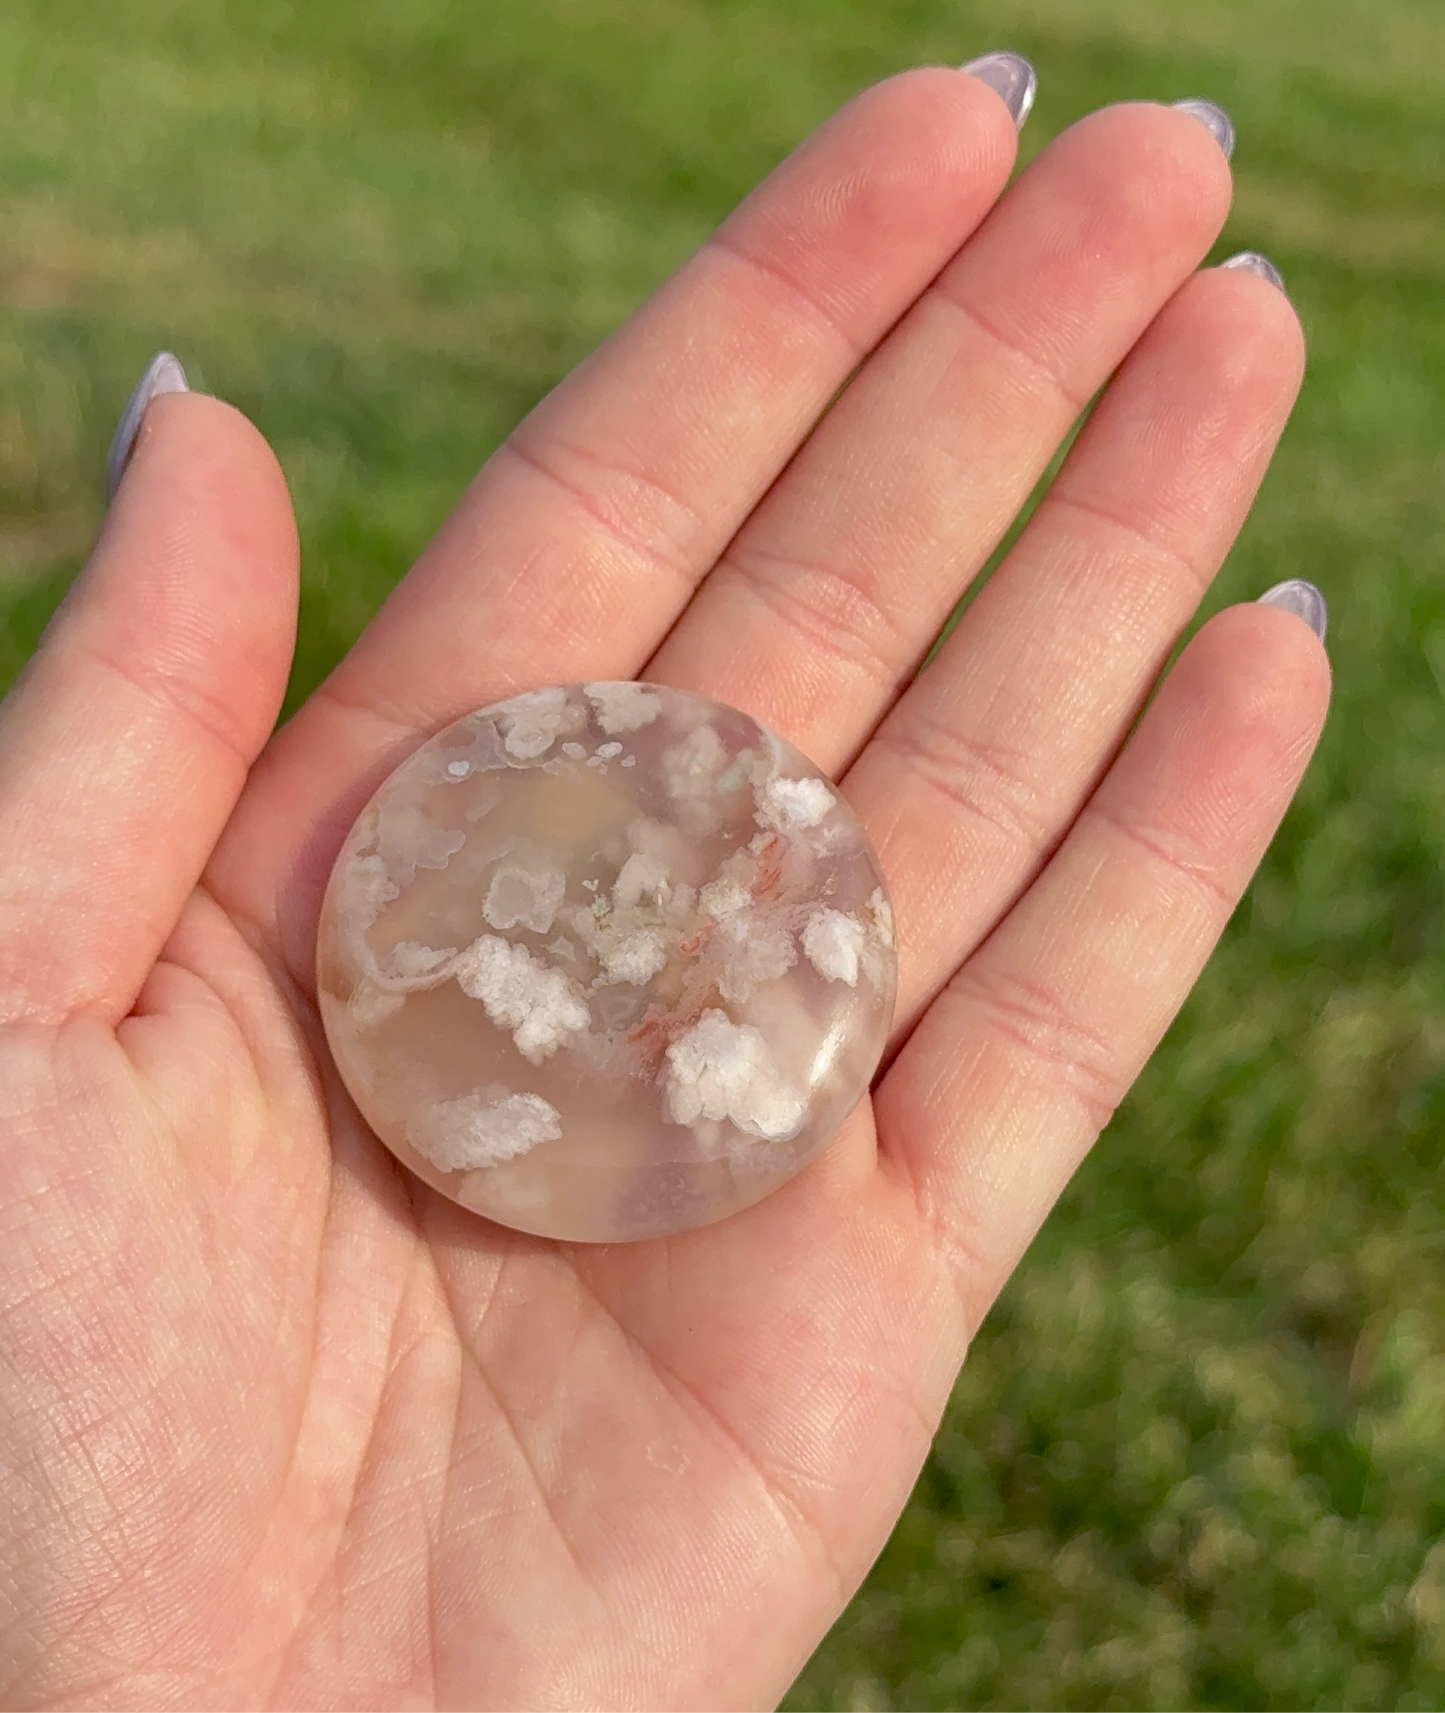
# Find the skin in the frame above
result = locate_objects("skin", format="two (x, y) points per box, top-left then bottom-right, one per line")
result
(0, 71), (1329, 1710)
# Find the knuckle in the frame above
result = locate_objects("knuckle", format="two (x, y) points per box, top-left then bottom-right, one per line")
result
(951, 962), (1125, 1135)
(876, 710), (1055, 863)
(724, 542), (909, 691)
(500, 435), (704, 601)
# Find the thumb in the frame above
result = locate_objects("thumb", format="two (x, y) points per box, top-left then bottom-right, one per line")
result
(0, 357), (299, 1025)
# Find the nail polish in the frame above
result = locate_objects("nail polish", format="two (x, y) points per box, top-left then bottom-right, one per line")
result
(1222, 251), (1287, 292)
(1172, 98), (1235, 160)
(105, 351), (189, 504)
(1258, 579), (1327, 642)
(961, 52), (1038, 129)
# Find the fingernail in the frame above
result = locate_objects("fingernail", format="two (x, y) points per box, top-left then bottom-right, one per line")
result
(105, 351), (189, 504)
(1258, 579), (1327, 643)
(1172, 98), (1235, 160)
(1221, 250), (1287, 292)
(961, 52), (1037, 129)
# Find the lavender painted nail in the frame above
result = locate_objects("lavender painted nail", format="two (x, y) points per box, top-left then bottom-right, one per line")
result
(104, 351), (189, 504)
(1222, 251), (1287, 292)
(1258, 579), (1328, 642)
(961, 52), (1038, 128)
(1173, 98), (1235, 160)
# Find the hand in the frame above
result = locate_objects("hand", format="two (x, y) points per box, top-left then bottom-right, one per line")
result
(0, 65), (1327, 1709)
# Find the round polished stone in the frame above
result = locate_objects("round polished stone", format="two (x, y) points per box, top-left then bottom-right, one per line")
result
(316, 683), (897, 1241)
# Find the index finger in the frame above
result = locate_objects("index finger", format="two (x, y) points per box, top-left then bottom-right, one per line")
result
(214, 64), (1027, 976)
(313, 64), (1023, 733)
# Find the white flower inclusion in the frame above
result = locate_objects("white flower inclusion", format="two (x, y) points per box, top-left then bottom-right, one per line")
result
(802, 908), (866, 987)
(756, 775), (835, 832)
(585, 681), (662, 735)
(453, 935), (590, 1063)
(613, 851), (670, 908)
(499, 688), (571, 759)
(663, 1009), (806, 1141)
(408, 1091), (562, 1172)
(600, 929), (668, 986)
(484, 859), (567, 934)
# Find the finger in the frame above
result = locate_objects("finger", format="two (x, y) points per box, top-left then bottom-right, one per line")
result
(644, 102), (1233, 766)
(215, 67), (1022, 976)
(0, 385), (298, 1024)
(303, 68), (1019, 733)
(844, 261), (1304, 1041)
(876, 601), (1330, 1332)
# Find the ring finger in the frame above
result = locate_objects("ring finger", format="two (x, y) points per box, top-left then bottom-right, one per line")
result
(846, 258), (1306, 1044)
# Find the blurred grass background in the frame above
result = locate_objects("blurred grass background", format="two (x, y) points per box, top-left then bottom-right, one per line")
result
(2, 0), (1442, 1705)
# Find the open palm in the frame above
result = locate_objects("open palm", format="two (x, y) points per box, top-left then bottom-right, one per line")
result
(0, 70), (1328, 1709)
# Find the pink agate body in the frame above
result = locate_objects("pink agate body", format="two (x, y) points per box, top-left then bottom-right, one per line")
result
(316, 684), (897, 1241)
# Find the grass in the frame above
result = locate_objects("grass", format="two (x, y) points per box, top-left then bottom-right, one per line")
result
(2, 0), (1443, 1705)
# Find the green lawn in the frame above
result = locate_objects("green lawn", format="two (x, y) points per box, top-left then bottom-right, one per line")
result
(3, 0), (1443, 1705)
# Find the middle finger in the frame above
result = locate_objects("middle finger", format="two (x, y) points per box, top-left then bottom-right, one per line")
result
(645, 102), (1233, 769)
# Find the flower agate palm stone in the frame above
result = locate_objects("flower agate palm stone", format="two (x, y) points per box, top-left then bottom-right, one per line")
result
(317, 683), (897, 1241)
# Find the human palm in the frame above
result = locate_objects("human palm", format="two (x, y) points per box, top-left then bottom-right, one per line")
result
(0, 71), (1328, 1709)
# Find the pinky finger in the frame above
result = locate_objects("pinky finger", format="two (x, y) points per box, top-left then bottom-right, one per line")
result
(876, 596), (1330, 1331)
